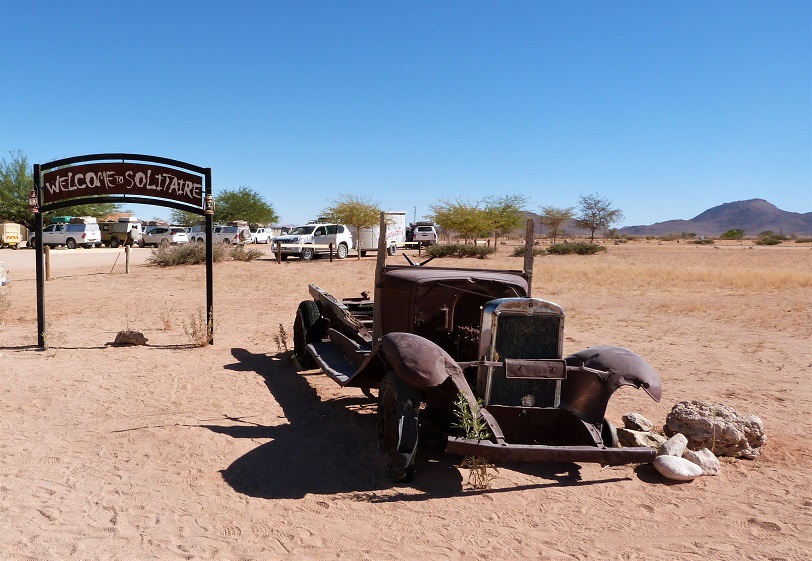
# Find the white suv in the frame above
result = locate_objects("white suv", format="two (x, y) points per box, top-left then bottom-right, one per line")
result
(272, 223), (353, 260)
(213, 225), (252, 245)
(412, 224), (438, 246)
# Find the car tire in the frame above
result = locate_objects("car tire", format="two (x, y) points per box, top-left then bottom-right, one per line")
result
(293, 300), (324, 369)
(110, 237), (120, 248)
(66, 238), (76, 249)
(336, 243), (348, 259)
(222, 239), (230, 245)
(160, 238), (169, 247)
(377, 371), (421, 482)
(300, 246), (315, 261)
(360, 251), (367, 257)
(388, 244), (397, 256)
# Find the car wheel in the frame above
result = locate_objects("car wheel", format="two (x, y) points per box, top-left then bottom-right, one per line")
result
(66, 238), (77, 249)
(336, 243), (348, 259)
(138, 239), (145, 248)
(360, 251), (367, 257)
(110, 237), (120, 248)
(222, 238), (230, 245)
(293, 300), (324, 369)
(300, 246), (315, 261)
(377, 371), (421, 482)
(29, 238), (36, 248)
(160, 238), (169, 247)
(388, 244), (397, 256)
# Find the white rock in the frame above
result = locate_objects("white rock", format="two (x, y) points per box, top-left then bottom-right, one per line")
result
(622, 412), (653, 432)
(653, 455), (703, 481)
(658, 433), (688, 457)
(683, 448), (721, 476)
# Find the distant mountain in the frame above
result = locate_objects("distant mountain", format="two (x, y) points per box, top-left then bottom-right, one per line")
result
(618, 199), (812, 237)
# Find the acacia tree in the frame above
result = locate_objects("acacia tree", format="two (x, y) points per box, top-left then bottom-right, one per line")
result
(539, 205), (575, 243)
(483, 194), (527, 247)
(322, 194), (381, 260)
(429, 197), (491, 244)
(0, 150), (118, 230)
(214, 187), (278, 225)
(575, 193), (623, 242)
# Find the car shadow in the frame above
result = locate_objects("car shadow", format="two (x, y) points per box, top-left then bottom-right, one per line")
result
(212, 348), (466, 499)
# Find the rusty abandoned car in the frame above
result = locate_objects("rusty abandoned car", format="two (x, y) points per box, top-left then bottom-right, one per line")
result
(293, 217), (662, 481)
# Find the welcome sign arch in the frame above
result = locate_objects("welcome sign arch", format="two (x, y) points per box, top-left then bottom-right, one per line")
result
(32, 153), (214, 348)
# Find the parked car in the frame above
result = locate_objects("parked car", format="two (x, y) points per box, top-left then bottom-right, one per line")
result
(272, 223), (353, 260)
(33, 222), (102, 249)
(213, 225), (252, 245)
(142, 226), (188, 246)
(250, 227), (272, 244)
(411, 224), (438, 246)
(188, 224), (207, 243)
(99, 219), (143, 248)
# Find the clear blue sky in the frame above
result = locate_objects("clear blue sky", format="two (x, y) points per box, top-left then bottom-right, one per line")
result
(2, 1), (810, 227)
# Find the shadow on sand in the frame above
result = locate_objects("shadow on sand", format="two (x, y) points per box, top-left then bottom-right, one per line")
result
(212, 348), (629, 500)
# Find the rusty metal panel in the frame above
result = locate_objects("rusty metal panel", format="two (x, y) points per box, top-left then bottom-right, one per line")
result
(504, 358), (567, 380)
(446, 437), (657, 465)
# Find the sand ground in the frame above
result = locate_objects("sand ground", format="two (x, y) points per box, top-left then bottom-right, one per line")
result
(0, 241), (810, 560)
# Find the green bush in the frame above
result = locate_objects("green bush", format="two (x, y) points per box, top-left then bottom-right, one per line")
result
(510, 246), (545, 257)
(147, 243), (226, 266)
(546, 242), (606, 255)
(720, 228), (745, 240)
(230, 246), (264, 261)
(425, 244), (496, 259)
(756, 231), (786, 246)
(690, 239), (715, 245)
(794, 238), (812, 243)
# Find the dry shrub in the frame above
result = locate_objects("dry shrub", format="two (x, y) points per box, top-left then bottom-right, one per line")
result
(0, 290), (10, 324)
(147, 243), (226, 266)
(230, 246), (264, 261)
(183, 308), (213, 347)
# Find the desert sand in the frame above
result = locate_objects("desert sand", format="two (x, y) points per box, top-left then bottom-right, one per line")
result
(0, 241), (810, 560)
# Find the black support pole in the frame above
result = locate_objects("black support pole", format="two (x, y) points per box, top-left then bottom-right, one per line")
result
(34, 163), (45, 347)
(205, 168), (214, 345)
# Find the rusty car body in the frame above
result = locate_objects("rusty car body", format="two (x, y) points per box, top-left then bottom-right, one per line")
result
(293, 217), (662, 481)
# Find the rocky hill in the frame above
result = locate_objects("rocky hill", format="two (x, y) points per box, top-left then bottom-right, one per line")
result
(618, 199), (812, 237)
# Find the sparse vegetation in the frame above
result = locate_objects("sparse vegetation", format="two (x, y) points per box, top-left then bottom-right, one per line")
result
(794, 238), (812, 243)
(148, 243), (226, 266)
(546, 242), (607, 255)
(425, 244), (496, 259)
(756, 231), (787, 246)
(453, 393), (497, 490)
(183, 308), (213, 347)
(691, 239), (715, 245)
(720, 229), (745, 240)
(230, 246), (264, 261)
(510, 245), (545, 257)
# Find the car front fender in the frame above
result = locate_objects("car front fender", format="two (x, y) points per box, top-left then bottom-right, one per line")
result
(561, 346), (662, 425)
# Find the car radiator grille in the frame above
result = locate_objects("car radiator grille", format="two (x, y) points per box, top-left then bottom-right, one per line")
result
(489, 313), (560, 407)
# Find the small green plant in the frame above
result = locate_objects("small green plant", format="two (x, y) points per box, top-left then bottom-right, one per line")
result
(546, 242), (607, 255)
(147, 243), (226, 266)
(794, 237), (812, 243)
(183, 308), (213, 347)
(452, 392), (497, 489)
(690, 238), (715, 245)
(425, 244), (496, 259)
(230, 246), (264, 261)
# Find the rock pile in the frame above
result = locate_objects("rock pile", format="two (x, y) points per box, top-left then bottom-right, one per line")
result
(618, 401), (766, 482)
